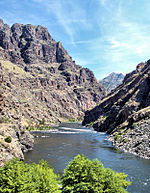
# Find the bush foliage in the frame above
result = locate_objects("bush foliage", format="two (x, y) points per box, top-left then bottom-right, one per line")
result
(4, 136), (12, 143)
(0, 155), (131, 193)
(61, 154), (131, 193)
(0, 159), (60, 193)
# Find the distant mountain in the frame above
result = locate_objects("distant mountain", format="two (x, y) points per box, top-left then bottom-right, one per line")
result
(0, 19), (106, 165)
(100, 72), (124, 92)
(83, 61), (150, 159)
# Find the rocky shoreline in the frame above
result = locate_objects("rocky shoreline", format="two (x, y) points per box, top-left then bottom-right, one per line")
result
(109, 119), (150, 159)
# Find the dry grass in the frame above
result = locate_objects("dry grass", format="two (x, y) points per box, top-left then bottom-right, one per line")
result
(0, 59), (32, 78)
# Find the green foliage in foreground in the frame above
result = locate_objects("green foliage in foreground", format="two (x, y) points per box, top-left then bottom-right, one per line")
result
(61, 154), (131, 193)
(0, 155), (131, 193)
(0, 159), (60, 193)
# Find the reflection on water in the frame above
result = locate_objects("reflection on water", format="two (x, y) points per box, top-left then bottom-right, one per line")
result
(24, 123), (150, 193)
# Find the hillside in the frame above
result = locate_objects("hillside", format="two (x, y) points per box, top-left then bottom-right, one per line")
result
(0, 19), (106, 164)
(83, 61), (150, 159)
(0, 64), (34, 166)
(100, 72), (124, 93)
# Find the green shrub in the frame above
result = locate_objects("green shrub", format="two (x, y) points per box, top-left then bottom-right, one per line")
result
(124, 138), (128, 143)
(39, 118), (45, 125)
(61, 154), (131, 193)
(25, 125), (52, 131)
(4, 136), (12, 143)
(1, 117), (11, 123)
(114, 134), (121, 141)
(20, 130), (25, 135)
(68, 118), (76, 122)
(0, 158), (60, 193)
(132, 123), (137, 128)
(89, 122), (94, 127)
(24, 126), (35, 131)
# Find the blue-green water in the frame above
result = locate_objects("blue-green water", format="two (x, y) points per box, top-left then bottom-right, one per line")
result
(24, 123), (150, 193)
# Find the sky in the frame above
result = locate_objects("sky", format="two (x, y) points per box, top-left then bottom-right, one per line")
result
(0, 0), (150, 79)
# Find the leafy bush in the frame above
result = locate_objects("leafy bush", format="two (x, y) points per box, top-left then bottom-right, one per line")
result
(89, 122), (94, 127)
(0, 155), (131, 193)
(124, 138), (128, 143)
(4, 136), (12, 143)
(24, 125), (52, 131)
(39, 118), (45, 125)
(61, 154), (131, 193)
(1, 117), (11, 123)
(68, 118), (76, 122)
(132, 123), (137, 128)
(0, 159), (60, 193)
(114, 134), (121, 141)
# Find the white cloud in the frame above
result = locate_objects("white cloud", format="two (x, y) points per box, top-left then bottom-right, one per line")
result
(109, 40), (120, 48)
(69, 40), (93, 45)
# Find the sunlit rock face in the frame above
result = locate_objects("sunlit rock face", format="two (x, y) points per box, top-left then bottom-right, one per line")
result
(100, 72), (124, 93)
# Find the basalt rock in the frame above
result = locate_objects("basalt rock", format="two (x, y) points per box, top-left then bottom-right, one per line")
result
(83, 61), (150, 159)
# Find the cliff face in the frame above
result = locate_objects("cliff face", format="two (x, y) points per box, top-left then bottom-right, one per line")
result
(0, 19), (105, 164)
(83, 61), (150, 159)
(100, 72), (124, 93)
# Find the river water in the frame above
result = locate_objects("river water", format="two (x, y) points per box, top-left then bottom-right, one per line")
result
(24, 123), (150, 193)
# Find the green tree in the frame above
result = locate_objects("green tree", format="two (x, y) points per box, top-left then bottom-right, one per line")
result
(0, 158), (60, 193)
(61, 154), (131, 193)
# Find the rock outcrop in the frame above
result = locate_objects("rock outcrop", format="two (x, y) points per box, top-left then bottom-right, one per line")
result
(83, 61), (150, 159)
(100, 72), (124, 93)
(0, 19), (105, 164)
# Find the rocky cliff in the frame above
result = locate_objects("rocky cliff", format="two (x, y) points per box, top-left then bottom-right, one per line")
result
(0, 64), (34, 166)
(83, 61), (150, 159)
(0, 19), (105, 124)
(0, 19), (105, 164)
(100, 72), (124, 93)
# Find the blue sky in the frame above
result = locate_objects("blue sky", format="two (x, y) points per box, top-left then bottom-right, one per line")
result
(0, 0), (150, 79)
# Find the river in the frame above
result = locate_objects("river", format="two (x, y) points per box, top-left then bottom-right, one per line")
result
(24, 123), (150, 193)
